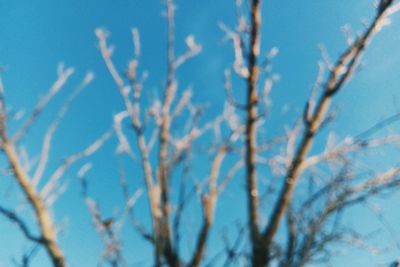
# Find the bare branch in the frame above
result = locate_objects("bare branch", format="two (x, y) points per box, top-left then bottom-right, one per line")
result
(262, 3), (397, 256)
(12, 65), (75, 144)
(188, 146), (228, 267)
(0, 205), (43, 243)
(219, 23), (249, 78)
(1, 137), (66, 266)
(40, 129), (112, 199)
(244, 1), (263, 266)
(78, 166), (128, 267)
(174, 35), (202, 69)
(96, 28), (133, 113)
(113, 111), (135, 157)
(132, 28), (141, 58)
(119, 167), (153, 243)
(32, 72), (94, 186)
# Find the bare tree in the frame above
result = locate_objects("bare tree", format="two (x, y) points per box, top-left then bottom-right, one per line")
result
(0, 68), (111, 267)
(95, 0), (400, 266)
(2, 1), (400, 267)
(95, 1), (243, 266)
(222, 0), (400, 266)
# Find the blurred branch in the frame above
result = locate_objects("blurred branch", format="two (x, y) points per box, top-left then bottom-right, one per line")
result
(262, 2), (399, 259)
(119, 167), (153, 243)
(40, 129), (112, 200)
(12, 65), (74, 144)
(0, 205), (43, 243)
(32, 72), (94, 186)
(78, 166), (128, 267)
(1, 129), (66, 266)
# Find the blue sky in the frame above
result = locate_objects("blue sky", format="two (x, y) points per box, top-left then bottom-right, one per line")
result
(1, 1), (400, 266)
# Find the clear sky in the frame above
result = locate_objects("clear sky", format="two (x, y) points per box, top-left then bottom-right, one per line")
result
(1, 1), (400, 266)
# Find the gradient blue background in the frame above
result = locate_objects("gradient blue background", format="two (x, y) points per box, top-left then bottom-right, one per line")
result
(0, 1), (400, 266)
